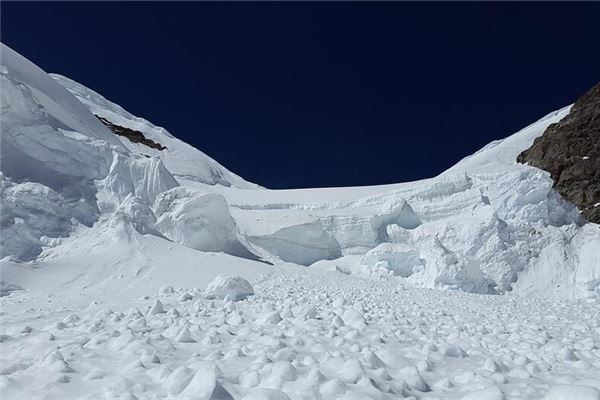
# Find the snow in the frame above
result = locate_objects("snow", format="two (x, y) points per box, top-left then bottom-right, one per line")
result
(360, 242), (424, 277)
(205, 275), (255, 301)
(460, 385), (506, 400)
(1, 43), (600, 400)
(0, 44), (124, 148)
(0, 43), (179, 260)
(2, 268), (599, 400)
(441, 105), (571, 176)
(541, 385), (600, 400)
(152, 187), (244, 254)
(50, 73), (260, 190)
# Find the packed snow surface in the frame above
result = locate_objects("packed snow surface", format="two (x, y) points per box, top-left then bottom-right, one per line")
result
(1, 43), (600, 400)
(1, 269), (599, 400)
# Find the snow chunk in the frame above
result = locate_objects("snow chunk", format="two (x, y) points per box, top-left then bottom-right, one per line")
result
(242, 389), (291, 400)
(542, 385), (600, 400)
(153, 187), (244, 254)
(460, 386), (505, 400)
(342, 309), (367, 330)
(360, 243), (424, 277)
(175, 326), (196, 343)
(166, 366), (196, 396)
(178, 363), (232, 399)
(205, 275), (254, 301)
(148, 299), (165, 315)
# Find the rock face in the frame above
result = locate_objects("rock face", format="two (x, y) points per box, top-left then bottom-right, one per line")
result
(517, 82), (600, 223)
(96, 115), (167, 151)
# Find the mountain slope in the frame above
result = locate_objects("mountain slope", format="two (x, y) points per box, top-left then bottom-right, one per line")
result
(517, 81), (600, 223)
(2, 42), (598, 299)
(50, 74), (260, 190)
(1, 43), (600, 400)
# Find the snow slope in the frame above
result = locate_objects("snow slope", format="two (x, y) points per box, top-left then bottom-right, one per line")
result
(50, 74), (260, 190)
(1, 43), (600, 400)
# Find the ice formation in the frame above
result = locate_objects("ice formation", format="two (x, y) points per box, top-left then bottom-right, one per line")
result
(1, 43), (600, 399)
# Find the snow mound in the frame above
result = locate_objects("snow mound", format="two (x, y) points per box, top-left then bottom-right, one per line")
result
(205, 274), (254, 301)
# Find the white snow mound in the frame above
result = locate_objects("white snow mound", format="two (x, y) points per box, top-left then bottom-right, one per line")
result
(205, 274), (255, 301)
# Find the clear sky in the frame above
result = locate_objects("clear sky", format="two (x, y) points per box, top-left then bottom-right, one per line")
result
(2, 2), (600, 189)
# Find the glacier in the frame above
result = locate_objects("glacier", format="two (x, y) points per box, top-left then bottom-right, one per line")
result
(1, 42), (598, 298)
(1, 43), (600, 400)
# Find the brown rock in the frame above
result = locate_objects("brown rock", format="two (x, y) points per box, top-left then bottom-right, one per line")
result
(517, 82), (600, 223)
(96, 115), (167, 151)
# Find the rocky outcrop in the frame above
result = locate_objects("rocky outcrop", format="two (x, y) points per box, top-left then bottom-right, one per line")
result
(517, 82), (600, 223)
(96, 115), (167, 151)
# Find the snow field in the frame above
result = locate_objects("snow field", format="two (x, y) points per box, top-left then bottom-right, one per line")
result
(1, 268), (599, 400)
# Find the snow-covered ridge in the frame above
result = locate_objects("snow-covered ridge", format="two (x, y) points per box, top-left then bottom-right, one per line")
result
(1, 42), (599, 301)
(50, 73), (260, 190)
(0, 43), (181, 261)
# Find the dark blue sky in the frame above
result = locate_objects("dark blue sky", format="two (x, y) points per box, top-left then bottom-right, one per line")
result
(2, 2), (600, 189)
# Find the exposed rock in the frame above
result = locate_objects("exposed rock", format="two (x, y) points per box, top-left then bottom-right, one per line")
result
(96, 115), (167, 151)
(517, 82), (600, 223)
